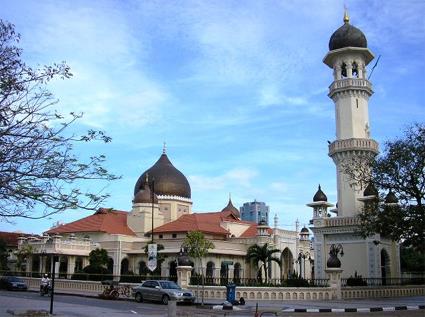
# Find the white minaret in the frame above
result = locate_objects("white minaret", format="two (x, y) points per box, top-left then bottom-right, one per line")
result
(323, 11), (379, 217)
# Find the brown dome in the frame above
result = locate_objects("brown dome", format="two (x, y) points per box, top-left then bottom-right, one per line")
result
(134, 152), (191, 198)
(221, 198), (240, 218)
(385, 190), (398, 204)
(363, 182), (378, 197)
(313, 185), (328, 202)
(133, 178), (158, 204)
(329, 13), (367, 51)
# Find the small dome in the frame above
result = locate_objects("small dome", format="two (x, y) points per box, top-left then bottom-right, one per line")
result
(258, 218), (268, 226)
(329, 13), (367, 51)
(300, 227), (309, 234)
(313, 185), (328, 202)
(134, 151), (191, 199)
(221, 198), (240, 218)
(385, 191), (398, 204)
(363, 182), (378, 197)
(133, 185), (158, 204)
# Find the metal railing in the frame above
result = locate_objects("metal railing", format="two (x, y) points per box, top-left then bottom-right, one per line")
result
(342, 277), (425, 287)
(0, 270), (176, 283)
(189, 275), (329, 288)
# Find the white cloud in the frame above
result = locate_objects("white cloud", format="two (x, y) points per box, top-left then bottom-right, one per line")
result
(189, 168), (258, 191)
(270, 182), (288, 193)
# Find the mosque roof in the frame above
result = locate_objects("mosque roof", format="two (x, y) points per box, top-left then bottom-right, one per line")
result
(45, 208), (136, 236)
(329, 11), (367, 51)
(0, 231), (38, 247)
(313, 185), (328, 202)
(134, 150), (191, 199)
(385, 191), (399, 204)
(221, 197), (241, 218)
(151, 210), (269, 238)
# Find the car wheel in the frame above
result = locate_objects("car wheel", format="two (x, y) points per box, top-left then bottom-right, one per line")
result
(161, 295), (169, 305)
(135, 292), (143, 303)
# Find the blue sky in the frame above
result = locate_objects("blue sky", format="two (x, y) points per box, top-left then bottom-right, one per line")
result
(1, 0), (424, 234)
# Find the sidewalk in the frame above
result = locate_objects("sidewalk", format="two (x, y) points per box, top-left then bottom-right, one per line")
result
(26, 285), (425, 314)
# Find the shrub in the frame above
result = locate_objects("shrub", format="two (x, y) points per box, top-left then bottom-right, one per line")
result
(346, 272), (367, 286)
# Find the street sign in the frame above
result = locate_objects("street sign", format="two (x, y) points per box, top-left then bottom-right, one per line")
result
(147, 243), (157, 272)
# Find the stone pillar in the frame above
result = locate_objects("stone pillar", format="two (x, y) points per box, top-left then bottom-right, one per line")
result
(325, 268), (343, 299)
(176, 266), (192, 289)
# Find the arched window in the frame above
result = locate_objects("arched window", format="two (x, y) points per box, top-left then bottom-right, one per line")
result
(281, 248), (294, 279)
(169, 260), (177, 282)
(75, 257), (83, 272)
(32, 256), (40, 274)
(352, 62), (359, 78)
(138, 261), (148, 276)
(107, 257), (114, 274)
(341, 62), (347, 78)
(121, 258), (129, 275)
(234, 262), (241, 284)
(59, 256), (68, 278)
(381, 249), (391, 285)
(206, 261), (215, 285)
(220, 262), (228, 286)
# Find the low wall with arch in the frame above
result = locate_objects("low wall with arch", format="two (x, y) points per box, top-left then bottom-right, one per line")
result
(188, 285), (336, 301)
(19, 277), (424, 301)
(187, 285), (425, 301)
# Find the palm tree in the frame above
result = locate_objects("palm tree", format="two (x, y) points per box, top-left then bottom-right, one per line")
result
(246, 243), (281, 283)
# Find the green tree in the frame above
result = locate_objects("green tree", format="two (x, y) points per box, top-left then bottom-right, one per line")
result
(347, 124), (425, 253)
(74, 248), (110, 281)
(88, 248), (109, 267)
(182, 231), (214, 305)
(0, 19), (118, 221)
(246, 243), (281, 283)
(400, 245), (425, 273)
(15, 244), (33, 271)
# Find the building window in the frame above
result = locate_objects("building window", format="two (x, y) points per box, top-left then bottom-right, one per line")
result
(172, 234), (177, 238)
(159, 234), (163, 239)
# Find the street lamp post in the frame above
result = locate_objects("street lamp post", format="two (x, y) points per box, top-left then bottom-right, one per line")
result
(49, 254), (57, 315)
(150, 177), (155, 244)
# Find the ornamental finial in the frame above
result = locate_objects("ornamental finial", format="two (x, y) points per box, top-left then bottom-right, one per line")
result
(163, 142), (167, 154)
(343, 6), (350, 23)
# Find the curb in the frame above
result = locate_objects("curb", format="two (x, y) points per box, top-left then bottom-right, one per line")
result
(282, 305), (425, 313)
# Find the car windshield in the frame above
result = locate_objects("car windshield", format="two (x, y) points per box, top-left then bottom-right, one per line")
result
(8, 277), (23, 282)
(159, 281), (180, 289)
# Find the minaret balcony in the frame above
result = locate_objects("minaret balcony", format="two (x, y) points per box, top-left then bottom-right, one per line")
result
(328, 138), (379, 156)
(329, 78), (373, 97)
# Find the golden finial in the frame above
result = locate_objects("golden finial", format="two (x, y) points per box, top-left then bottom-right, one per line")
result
(343, 6), (350, 23)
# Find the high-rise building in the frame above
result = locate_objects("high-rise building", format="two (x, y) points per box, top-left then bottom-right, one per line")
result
(240, 200), (270, 224)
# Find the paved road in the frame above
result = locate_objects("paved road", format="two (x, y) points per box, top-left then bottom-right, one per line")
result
(0, 290), (424, 317)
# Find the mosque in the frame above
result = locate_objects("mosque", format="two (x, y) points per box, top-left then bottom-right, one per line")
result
(17, 12), (400, 282)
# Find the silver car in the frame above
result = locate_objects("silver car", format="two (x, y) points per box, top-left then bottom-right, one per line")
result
(133, 280), (195, 305)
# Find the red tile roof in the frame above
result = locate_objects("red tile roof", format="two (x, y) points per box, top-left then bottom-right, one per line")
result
(45, 208), (136, 236)
(0, 231), (36, 247)
(152, 211), (233, 236)
(238, 224), (272, 238)
(151, 210), (269, 238)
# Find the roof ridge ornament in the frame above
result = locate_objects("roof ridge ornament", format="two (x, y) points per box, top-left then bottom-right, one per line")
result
(343, 6), (350, 23)
(162, 142), (167, 154)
